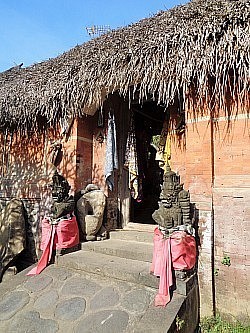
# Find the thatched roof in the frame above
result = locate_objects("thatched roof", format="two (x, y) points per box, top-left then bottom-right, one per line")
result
(0, 0), (249, 133)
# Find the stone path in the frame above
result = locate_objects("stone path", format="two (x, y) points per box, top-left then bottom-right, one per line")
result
(0, 228), (197, 333)
(0, 264), (163, 333)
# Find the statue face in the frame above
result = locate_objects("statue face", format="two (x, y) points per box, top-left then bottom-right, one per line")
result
(51, 171), (70, 203)
(52, 186), (68, 203)
(162, 195), (172, 208)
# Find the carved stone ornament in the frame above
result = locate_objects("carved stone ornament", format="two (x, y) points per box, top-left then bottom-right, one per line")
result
(152, 163), (193, 236)
(51, 170), (75, 219)
(76, 184), (107, 241)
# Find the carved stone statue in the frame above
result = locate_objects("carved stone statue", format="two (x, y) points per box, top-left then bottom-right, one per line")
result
(51, 175), (107, 242)
(152, 163), (192, 234)
(0, 198), (34, 282)
(51, 170), (75, 218)
(76, 184), (107, 241)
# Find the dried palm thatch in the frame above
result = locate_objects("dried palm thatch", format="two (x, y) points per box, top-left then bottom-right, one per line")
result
(0, 0), (249, 133)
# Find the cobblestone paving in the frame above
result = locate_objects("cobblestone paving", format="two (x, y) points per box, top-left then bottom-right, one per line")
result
(0, 265), (155, 333)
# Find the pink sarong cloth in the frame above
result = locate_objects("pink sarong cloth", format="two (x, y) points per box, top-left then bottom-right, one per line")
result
(150, 228), (196, 306)
(27, 214), (79, 276)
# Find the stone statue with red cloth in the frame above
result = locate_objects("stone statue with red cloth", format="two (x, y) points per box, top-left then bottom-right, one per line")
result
(151, 163), (197, 306)
(27, 171), (79, 275)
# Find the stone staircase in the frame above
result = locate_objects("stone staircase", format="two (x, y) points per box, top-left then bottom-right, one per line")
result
(58, 223), (195, 296)
(56, 223), (199, 332)
(58, 224), (157, 289)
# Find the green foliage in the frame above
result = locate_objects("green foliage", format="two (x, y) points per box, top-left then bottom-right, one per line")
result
(151, 135), (161, 148)
(221, 255), (231, 267)
(214, 268), (219, 276)
(200, 316), (250, 333)
(176, 315), (185, 331)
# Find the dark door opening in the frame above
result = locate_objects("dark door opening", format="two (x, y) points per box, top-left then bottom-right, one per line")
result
(130, 102), (165, 224)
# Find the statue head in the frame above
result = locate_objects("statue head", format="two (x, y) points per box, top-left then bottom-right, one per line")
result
(51, 171), (71, 203)
(85, 184), (100, 193)
(160, 164), (181, 200)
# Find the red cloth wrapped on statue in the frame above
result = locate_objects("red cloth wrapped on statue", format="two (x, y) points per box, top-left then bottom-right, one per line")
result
(150, 227), (196, 307)
(27, 213), (79, 276)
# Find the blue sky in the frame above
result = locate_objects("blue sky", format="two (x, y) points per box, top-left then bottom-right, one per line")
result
(0, 0), (187, 72)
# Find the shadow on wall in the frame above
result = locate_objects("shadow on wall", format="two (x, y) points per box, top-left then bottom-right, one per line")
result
(92, 163), (105, 189)
(0, 130), (78, 280)
(190, 203), (201, 251)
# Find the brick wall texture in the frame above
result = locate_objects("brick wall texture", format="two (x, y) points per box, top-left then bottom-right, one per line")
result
(170, 108), (250, 320)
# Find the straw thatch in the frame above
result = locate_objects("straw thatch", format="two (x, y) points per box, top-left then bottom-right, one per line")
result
(0, 0), (249, 133)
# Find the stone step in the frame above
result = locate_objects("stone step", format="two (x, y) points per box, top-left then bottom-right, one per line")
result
(81, 239), (153, 263)
(109, 228), (155, 244)
(57, 244), (196, 297)
(57, 249), (159, 289)
(125, 222), (156, 232)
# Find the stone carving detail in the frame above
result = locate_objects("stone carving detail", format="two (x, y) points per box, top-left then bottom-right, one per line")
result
(0, 199), (26, 281)
(51, 171), (75, 219)
(51, 175), (107, 242)
(152, 164), (192, 234)
(76, 184), (107, 241)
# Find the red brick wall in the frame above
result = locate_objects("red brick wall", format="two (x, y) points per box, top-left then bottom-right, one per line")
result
(213, 115), (250, 321)
(59, 123), (77, 192)
(75, 117), (94, 191)
(91, 112), (107, 191)
(170, 108), (250, 320)
(0, 125), (78, 255)
(91, 104), (120, 230)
